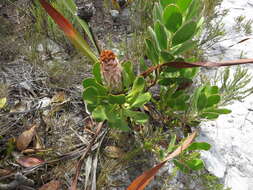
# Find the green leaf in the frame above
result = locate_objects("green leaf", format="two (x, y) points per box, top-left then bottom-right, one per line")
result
(167, 134), (177, 153)
(200, 112), (219, 119)
(180, 68), (199, 79)
(206, 95), (221, 107)
(93, 63), (103, 84)
(108, 117), (130, 131)
(145, 39), (159, 65)
(0, 97), (7, 109)
(124, 110), (149, 124)
(62, 0), (77, 13)
(174, 160), (190, 173)
(148, 26), (160, 52)
(186, 0), (201, 21)
(130, 92), (151, 108)
(186, 159), (204, 170)
(204, 108), (232, 114)
(188, 142), (211, 151)
(176, 0), (192, 12)
(92, 105), (107, 121)
(108, 94), (126, 104)
(122, 61), (136, 88)
(154, 21), (167, 50)
(127, 77), (145, 101)
(83, 87), (99, 105)
(173, 40), (197, 55)
(172, 21), (197, 46)
(83, 78), (107, 95)
(197, 93), (207, 111)
(205, 86), (219, 95)
(61, 0), (98, 53)
(153, 2), (163, 22)
(163, 4), (182, 33)
(160, 50), (174, 62)
(160, 0), (177, 8)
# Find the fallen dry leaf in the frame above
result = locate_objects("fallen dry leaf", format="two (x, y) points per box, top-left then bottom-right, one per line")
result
(16, 125), (37, 151)
(51, 91), (66, 104)
(17, 156), (44, 167)
(38, 180), (61, 190)
(104, 146), (125, 158)
(127, 132), (197, 190)
(0, 97), (7, 108)
(0, 168), (13, 177)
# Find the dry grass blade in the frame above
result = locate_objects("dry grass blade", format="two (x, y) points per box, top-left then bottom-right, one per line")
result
(141, 59), (253, 77)
(16, 125), (37, 151)
(70, 122), (104, 190)
(127, 132), (197, 190)
(84, 155), (93, 190)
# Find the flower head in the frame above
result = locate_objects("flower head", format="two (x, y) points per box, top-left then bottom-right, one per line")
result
(100, 50), (122, 92)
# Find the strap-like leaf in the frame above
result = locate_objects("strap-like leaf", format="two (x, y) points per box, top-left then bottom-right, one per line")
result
(39, 0), (98, 63)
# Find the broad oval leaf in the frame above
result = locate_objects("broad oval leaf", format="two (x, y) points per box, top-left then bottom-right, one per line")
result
(176, 0), (193, 12)
(172, 21), (197, 46)
(154, 21), (167, 50)
(145, 39), (159, 65)
(173, 40), (197, 55)
(186, 159), (204, 170)
(108, 94), (126, 104)
(163, 4), (182, 33)
(122, 61), (136, 88)
(83, 78), (107, 95)
(124, 110), (149, 124)
(188, 142), (211, 151)
(197, 93), (207, 111)
(83, 87), (99, 105)
(173, 160), (190, 173)
(93, 63), (103, 84)
(160, 50), (174, 62)
(160, 0), (177, 8)
(206, 95), (221, 107)
(130, 93), (151, 108)
(92, 105), (107, 121)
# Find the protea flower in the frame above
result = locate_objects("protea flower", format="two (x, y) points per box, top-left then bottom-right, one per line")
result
(100, 50), (123, 93)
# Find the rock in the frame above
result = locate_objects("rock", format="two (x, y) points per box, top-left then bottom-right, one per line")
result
(198, 1), (253, 189)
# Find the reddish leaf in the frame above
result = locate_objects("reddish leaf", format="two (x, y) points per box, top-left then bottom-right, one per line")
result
(39, 0), (76, 37)
(16, 125), (37, 151)
(17, 156), (45, 168)
(38, 180), (61, 190)
(0, 169), (13, 177)
(127, 132), (197, 190)
(38, 0), (98, 63)
(141, 59), (253, 77)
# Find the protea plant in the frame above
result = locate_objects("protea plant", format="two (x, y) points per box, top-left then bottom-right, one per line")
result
(100, 50), (123, 93)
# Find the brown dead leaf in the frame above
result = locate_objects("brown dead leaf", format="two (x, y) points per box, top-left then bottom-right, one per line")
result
(16, 125), (37, 151)
(0, 169), (13, 177)
(51, 91), (66, 104)
(38, 180), (61, 190)
(127, 132), (197, 190)
(17, 156), (44, 167)
(104, 146), (125, 158)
